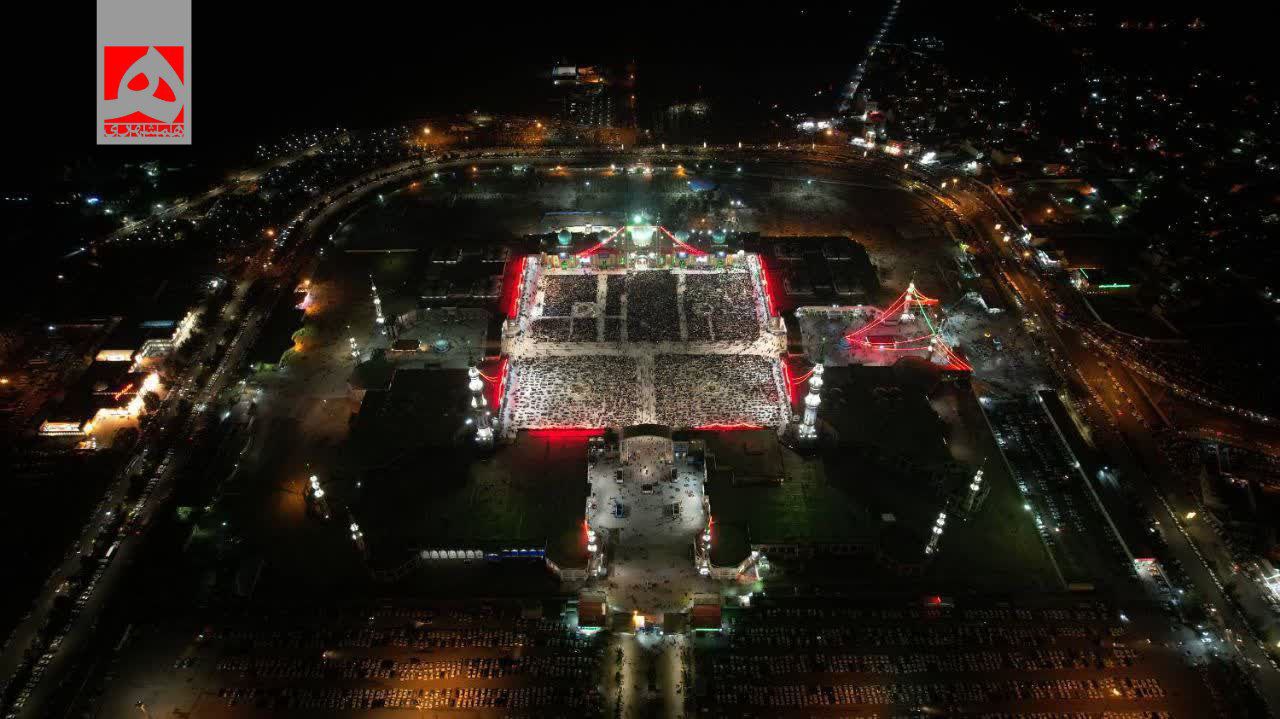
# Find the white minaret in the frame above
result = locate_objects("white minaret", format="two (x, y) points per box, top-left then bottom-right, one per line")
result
(468, 367), (494, 447)
(798, 363), (824, 442)
(924, 509), (947, 556)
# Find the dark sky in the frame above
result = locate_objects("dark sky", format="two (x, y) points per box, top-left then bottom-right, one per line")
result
(5, 3), (892, 182)
(1, 2), (1270, 184)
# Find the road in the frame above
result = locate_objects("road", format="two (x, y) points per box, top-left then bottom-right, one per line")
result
(9, 139), (1278, 715)
(931, 171), (1280, 713)
(0, 142), (478, 717)
(0, 138), (361, 714)
(0, 278), (268, 716)
(102, 137), (343, 244)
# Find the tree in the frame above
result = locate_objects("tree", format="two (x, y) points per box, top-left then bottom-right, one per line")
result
(141, 391), (161, 414)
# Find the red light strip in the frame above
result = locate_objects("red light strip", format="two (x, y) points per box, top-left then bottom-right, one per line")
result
(789, 367), (815, 384)
(657, 226), (708, 256)
(112, 382), (136, 401)
(941, 344), (972, 371)
(758, 260), (777, 317)
(695, 423), (764, 431)
(846, 292), (909, 339)
(910, 286), (940, 304)
(576, 227), (624, 258)
(867, 344), (935, 352)
(527, 427), (605, 437)
(863, 332), (935, 346)
(506, 256), (527, 319)
(781, 361), (794, 404)
(494, 357), (509, 408)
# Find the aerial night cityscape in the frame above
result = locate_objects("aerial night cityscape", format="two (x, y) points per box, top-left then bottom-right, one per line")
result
(3, 2), (1280, 718)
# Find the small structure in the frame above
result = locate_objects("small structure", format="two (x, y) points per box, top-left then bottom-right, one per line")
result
(690, 596), (723, 632)
(577, 591), (608, 630)
(961, 466), (989, 515)
(39, 361), (162, 438)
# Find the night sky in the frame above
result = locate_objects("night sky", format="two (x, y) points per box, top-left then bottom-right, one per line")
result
(0, 2), (1270, 185)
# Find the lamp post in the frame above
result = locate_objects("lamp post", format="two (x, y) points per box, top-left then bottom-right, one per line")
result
(924, 509), (947, 557)
(350, 522), (366, 555)
(963, 467), (985, 514)
(308, 474), (331, 520)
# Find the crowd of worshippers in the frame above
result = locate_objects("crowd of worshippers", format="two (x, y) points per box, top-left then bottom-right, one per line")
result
(528, 270), (762, 344)
(506, 355), (642, 428)
(540, 274), (597, 316)
(654, 354), (788, 428)
(684, 271), (761, 342)
(504, 354), (788, 430)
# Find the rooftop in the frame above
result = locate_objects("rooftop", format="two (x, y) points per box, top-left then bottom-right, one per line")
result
(703, 430), (873, 566)
(46, 360), (153, 424)
(350, 372), (588, 569)
(246, 295), (304, 368)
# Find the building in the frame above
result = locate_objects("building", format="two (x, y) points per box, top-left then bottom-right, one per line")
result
(703, 430), (876, 577)
(245, 296), (305, 372)
(95, 311), (199, 367)
(549, 62), (637, 130)
(551, 65), (616, 129)
(39, 360), (161, 436)
(536, 225), (750, 270)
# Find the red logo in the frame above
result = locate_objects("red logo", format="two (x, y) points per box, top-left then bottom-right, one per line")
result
(103, 46), (186, 138)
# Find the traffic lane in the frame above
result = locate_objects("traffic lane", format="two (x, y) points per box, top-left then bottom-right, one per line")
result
(3, 301), (256, 715)
(1097, 424), (1280, 703)
(962, 197), (1280, 707)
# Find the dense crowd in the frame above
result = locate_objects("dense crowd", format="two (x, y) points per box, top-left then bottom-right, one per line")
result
(541, 275), (597, 316)
(506, 356), (640, 428)
(530, 318), (572, 342)
(653, 355), (787, 428)
(526, 269), (766, 345)
(625, 270), (680, 341)
(504, 354), (788, 429)
(605, 275), (624, 315)
(684, 272), (761, 342)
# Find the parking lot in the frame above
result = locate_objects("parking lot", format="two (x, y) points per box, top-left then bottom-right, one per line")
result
(697, 597), (1215, 717)
(96, 602), (605, 717)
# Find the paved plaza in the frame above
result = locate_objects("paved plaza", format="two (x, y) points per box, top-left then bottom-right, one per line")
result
(587, 435), (716, 613)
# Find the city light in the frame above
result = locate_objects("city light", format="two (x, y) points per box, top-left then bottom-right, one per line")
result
(13, 31), (1280, 715)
